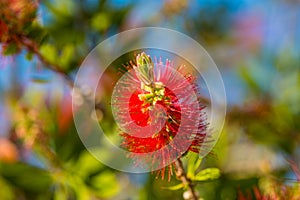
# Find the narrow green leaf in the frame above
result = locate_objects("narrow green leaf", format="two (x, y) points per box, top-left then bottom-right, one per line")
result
(53, 186), (68, 200)
(163, 183), (184, 191)
(91, 13), (110, 31)
(193, 168), (220, 182)
(91, 171), (120, 198)
(40, 44), (57, 64)
(187, 152), (202, 179)
(59, 44), (74, 69)
(3, 43), (18, 55)
(239, 66), (260, 93)
(73, 151), (103, 178)
(0, 177), (15, 200)
(25, 52), (34, 60)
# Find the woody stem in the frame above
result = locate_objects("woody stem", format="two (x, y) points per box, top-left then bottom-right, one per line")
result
(175, 158), (199, 200)
(17, 35), (74, 88)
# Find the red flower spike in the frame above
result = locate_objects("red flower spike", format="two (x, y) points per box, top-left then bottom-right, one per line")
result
(0, 0), (38, 53)
(113, 52), (207, 181)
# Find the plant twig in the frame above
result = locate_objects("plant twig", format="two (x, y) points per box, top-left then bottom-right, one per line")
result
(174, 158), (199, 200)
(17, 35), (74, 88)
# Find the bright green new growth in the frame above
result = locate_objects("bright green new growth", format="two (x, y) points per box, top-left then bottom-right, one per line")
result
(134, 52), (155, 87)
(134, 52), (165, 107)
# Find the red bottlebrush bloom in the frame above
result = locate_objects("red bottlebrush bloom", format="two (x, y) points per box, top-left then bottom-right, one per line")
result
(0, 20), (8, 41)
(0, 0), (37, 52)
(112, 52), (207, 180)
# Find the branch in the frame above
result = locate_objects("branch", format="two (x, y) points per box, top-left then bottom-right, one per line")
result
(174, 158), (199, 200)
(17, 35), (74, 88)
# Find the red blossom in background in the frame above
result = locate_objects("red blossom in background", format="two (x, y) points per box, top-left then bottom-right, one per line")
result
(0, 0), (37, 53)
(113, 52), (207, 180)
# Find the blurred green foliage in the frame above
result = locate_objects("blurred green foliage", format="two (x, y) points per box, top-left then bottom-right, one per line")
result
(0, 0), (300, 200)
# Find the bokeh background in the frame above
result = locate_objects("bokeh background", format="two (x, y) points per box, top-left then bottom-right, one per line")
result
(0, 0), (300, 199)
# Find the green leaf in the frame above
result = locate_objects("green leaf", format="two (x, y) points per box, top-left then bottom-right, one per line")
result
(239, 66), (261, 93)
(25, 52), (34, 60)
(163, 183), (184, 191)
(192, 168), (221, 182)
(69, 175), (90, 200)
(27, 22), (48, 44)
(53, 186), (69, 200)
(0, 162), (52, 192)
(187, 152), (203, 179)
(40, 44), (57, 64)
(58, 44), (74, 69)
(3, 43), (19, 55)
(73, 151), (103, 178)
(31, 74), (51, 83)
(91, 13), (110, 31)
(90, 171), (120, 198)
(0, 177), (15, 200)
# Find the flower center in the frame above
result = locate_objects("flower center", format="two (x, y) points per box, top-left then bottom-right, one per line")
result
(138, 81), (166, 108)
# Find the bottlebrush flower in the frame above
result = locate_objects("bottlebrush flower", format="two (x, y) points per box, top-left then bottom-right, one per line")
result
(0, 0), (37, 52)
(112, 52), (207, 180)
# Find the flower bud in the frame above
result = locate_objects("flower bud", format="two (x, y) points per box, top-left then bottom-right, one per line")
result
(134, 52), (154, 87)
